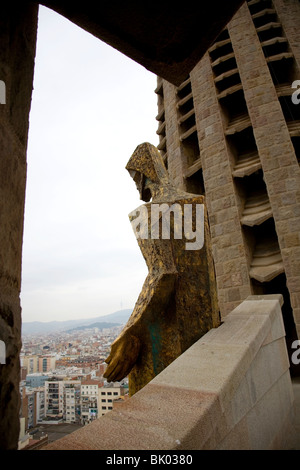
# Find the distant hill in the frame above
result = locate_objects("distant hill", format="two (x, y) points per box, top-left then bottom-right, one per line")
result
(22, 309), (132, 335)
(66, 321), (121, 332)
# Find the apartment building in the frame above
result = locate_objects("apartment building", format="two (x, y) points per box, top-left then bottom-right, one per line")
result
(21, 354), (56, 374)
(44, 380), (64, 418)
(64, 381), (81, 424)
(20, 369), (128, 430)
(38, 355), (56, 372)
(25, 373), (49, 388)
(20, 387), (46, 429)
(99, 383), (126, 417)
(21, 355), (39, 374)
(80, 380), (103, 424)
(80, 380), (127, 423)
(35, 387), (46, 423)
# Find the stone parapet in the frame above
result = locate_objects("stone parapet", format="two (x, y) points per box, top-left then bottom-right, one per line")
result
(44, 295), (297, 450)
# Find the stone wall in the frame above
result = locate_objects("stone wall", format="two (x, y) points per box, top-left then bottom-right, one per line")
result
(190, 54), (252, 317)
(228, 0), (300, 358)
(0, 3), (38, 450)
(157, 0), (300, 344)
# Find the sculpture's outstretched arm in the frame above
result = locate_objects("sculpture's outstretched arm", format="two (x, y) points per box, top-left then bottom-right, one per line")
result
(104, 269), (177, 382)
(103, 330), (141, 382)
(104, 240), (177, 382)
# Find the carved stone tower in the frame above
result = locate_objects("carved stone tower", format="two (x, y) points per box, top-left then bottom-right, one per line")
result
(155, 0), (300, 373)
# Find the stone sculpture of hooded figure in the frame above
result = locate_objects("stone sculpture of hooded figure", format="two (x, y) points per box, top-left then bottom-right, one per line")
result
(104, 142), (220, 395)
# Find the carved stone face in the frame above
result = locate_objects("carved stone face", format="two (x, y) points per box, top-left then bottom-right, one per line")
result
(129, 170), (152, 202)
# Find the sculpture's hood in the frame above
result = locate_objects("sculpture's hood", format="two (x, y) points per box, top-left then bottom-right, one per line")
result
(126, 142), (169, 185)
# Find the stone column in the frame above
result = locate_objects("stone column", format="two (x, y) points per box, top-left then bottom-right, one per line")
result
(190, 53), (252, 318)
(162, 80), (187, 189)
(0, 2), (38, 449)
(273, 0), (300, 68)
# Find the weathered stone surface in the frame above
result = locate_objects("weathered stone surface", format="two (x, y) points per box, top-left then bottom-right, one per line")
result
(159, 0), (300, 344)
(228, 1), (300, 341)
(104, 143), (220, 395)
(0, 3), (38, 450)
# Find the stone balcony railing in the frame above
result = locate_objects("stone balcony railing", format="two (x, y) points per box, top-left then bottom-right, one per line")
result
(44, 295), (298, 450)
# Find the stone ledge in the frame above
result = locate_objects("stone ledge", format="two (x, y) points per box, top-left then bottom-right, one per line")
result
(44, 294), (295, 450)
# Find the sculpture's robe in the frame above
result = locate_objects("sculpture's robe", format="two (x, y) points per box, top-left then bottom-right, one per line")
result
(127, 195), (219, 395)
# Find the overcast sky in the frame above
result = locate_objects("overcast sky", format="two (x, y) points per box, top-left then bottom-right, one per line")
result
(21, 6), (159, 323)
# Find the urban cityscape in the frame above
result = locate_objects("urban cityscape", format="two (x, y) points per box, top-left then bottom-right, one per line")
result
(1, 0), (300, 452)
(19, 317), (130, 450)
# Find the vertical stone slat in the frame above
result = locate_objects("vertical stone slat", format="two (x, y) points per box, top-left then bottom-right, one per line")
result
(162, 80), (187, 189)
(190, 53), (252, 317)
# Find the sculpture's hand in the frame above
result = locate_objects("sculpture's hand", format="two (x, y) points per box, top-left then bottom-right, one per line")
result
(103, 331), (141, 382)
